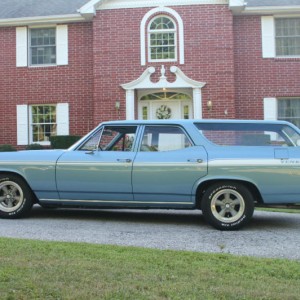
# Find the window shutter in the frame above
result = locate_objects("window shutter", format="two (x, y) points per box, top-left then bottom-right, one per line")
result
(264, 98), (277, 120)
(56, 25), (68, 65)
(261, 16), (275, 58)
(17, 105), (29, 145)
(16, 27), (28, 67)
(57, 103), (69, 135)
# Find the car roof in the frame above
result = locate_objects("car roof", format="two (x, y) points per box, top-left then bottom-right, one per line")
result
(100, 119), (292, 126)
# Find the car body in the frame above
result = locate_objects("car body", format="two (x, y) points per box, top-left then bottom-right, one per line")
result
(1, 119), (300, 230)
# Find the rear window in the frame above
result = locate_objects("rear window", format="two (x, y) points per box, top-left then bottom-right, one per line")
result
(194, 123), (300, 147)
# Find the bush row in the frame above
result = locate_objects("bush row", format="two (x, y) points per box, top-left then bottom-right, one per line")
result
(0, 135), (82, 152)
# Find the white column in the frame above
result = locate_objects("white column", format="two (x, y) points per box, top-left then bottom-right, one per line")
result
(193, 88), (202, 119)
(126, 89), (135, 120)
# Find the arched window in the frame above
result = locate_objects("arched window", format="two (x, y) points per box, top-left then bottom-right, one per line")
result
(140, 7), (184, 65)
(148, 16), (176, 62)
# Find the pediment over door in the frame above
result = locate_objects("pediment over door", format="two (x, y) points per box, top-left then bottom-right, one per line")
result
(121, 65), (206, 90)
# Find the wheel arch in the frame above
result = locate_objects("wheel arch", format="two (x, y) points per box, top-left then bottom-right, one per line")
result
(0, 171), (38, 203)
(195, 178), (263, 208)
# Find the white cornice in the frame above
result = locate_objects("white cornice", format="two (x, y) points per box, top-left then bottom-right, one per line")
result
(0, 14), (89, 27)
(96, 0), (228, 10)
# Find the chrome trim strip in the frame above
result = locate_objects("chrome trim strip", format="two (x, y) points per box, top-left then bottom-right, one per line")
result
(40, 199), (193, 205)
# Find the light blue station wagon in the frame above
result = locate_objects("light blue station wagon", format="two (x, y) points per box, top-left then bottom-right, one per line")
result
(1, 119), (300, 230)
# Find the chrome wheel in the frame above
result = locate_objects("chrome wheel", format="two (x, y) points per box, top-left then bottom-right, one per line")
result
(211, 189), (245, 223)
(0, 181), (24, 213)
(201, 181), (254, 230)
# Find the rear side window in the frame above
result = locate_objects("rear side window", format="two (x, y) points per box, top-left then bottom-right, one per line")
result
(140, 126), (192, 152)
(194, 123), (300, 147)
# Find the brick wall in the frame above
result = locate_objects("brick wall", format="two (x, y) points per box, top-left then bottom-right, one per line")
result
(233, 15), (300, 119)
(3, 5), (297, 147)
(0, 22), (94, 146)
(92, 5), (236, 123)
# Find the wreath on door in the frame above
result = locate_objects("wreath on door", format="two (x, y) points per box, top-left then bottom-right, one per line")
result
(156, 105), (172, 119)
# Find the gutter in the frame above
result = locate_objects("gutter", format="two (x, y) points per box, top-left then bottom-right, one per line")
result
(0, 13), (92, 27)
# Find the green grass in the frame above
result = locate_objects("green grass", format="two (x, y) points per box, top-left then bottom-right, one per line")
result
(256, 207), (300, 214)
(0, 238), (300, 300)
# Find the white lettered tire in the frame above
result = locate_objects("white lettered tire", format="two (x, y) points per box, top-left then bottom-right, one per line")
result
(0, 174), (34, 218)
(201, 181), (254, 230)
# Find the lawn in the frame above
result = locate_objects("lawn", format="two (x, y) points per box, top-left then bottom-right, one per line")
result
(0, 238), (299, 299)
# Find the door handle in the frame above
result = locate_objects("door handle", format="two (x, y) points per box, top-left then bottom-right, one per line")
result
(117, 159), (132, 163)
(187, 159), (203, 163)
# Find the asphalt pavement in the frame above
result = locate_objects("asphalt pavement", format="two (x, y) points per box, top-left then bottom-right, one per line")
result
(1, 205), (300, 260)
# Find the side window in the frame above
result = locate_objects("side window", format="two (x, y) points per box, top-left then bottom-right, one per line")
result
(79, 126), (137, 151)
(140, 126), (192, 152)
(79, 129), (102, 151)
(194, 123), (300, 147)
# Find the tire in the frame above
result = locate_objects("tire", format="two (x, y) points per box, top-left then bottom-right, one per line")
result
(201, 181), (254, 230)
(0, 174), (34, 218)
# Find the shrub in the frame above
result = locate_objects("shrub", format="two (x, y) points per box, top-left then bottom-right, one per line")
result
(0, 144), (17, 152)
(25, 144), (45, 150)
(50, 135), (81, 149)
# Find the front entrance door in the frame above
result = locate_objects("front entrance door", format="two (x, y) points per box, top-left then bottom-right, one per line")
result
(138, 91), (193, 120)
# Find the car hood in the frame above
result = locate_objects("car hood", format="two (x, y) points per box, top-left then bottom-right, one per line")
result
(0, 149), (66, 163)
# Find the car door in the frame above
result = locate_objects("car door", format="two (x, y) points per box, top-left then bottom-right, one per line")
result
(132, 125), (208, 206)
(56, 125), (137, 204)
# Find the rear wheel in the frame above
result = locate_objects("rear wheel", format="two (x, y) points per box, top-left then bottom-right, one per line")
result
(0, 174), (33, 218)
(201, 181), (254, 230)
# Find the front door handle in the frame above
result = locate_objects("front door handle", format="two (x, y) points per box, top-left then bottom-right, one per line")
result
(187, 158), (203, 163)
(117, 159), (132, 163)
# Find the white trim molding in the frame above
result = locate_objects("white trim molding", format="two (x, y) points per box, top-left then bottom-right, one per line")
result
(140, 6), (184, 66)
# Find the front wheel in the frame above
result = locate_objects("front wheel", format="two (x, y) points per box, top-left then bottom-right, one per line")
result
(201, 181), (254, 230)
(0, 174), (34, 218)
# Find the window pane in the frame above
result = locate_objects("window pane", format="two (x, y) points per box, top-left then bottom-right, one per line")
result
(98, 126), (137, 151)
(31, 105), (57, 142)
(149, 16), (176, 61)
(278, 98), (300, 128)
(195, 123), (300, 146)
(140, 126), (192, 152)
(30, 28), (56, 65)
(276, 18), (300, 56)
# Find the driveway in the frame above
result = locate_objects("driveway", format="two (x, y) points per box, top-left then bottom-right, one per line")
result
(1, 205), (300, 260)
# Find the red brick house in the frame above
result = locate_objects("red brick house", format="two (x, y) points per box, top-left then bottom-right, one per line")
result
(0, 0), (300, 147)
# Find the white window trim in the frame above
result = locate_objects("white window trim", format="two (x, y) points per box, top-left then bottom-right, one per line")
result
(147, 15), (177, 63)
(16, 25), (68, 67)
(140, 6), (184, 65)
(17, 103), (69, 145)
